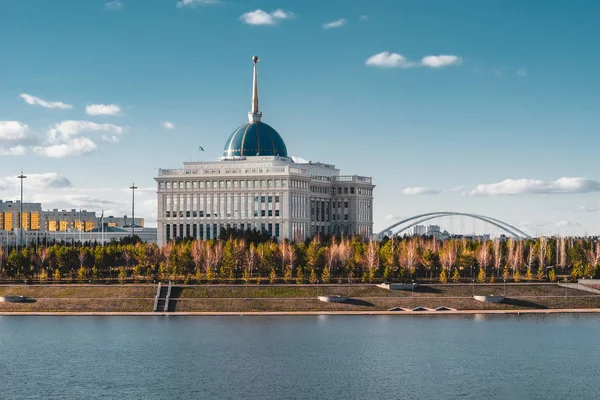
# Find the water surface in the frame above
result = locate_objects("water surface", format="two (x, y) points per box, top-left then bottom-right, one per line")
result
(1, 315), (599, 399)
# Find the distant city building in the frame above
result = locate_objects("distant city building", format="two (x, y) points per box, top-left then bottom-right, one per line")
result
(0, 200), (43, 232)
(102, 215), (144, 228)
(0, 200), (155, 246)
(413, 225), (427, 235)
(427, 225), (440, 234)
(44, 208), (96, 232)
(155, 56), (374, 246)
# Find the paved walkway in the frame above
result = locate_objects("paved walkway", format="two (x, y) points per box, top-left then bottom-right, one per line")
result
(2, 308), (600, 316)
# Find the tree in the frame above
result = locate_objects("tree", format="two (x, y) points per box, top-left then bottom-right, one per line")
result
(451, 268), (460, 283)
(507, 239), (523, 277)
(492, 239), (503, 277)
(525, 243), (536, 280)
(309, 268), (317, 284)
(439, 268), (447, 284)
(398, 239), (419, 279)
(440, 240), (458, 274)
(269, 268), (277, 284)
(502, 265), (510, 280)
(53, 268), (61, 281)
(514, 269), (521, 283)
(191, 240), (204, 277)
(477, 267), (486, 283)
(295, 266), (304, 284)
(220, 240), (236, 282)
(475, 241), (490, 276)
(363, 240), (379, 283)
(548, 268), (556, 282)
(321, 266), (331, 284)
(77, 266), (87, 282)
(39, 268), (48, 283)
(118, 267), (127, 284)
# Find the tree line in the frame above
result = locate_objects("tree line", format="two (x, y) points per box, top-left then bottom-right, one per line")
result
(0, 232), (598, 284)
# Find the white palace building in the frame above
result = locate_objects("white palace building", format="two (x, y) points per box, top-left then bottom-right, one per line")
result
(155, 56), (374, 245)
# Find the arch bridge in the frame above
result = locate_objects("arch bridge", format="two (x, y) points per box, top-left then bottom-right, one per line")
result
(375, 211), (531, 240)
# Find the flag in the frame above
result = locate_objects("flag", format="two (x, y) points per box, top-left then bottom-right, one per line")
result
(198, 146), (204, 152)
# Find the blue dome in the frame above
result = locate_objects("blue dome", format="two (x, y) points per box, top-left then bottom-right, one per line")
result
(222, 121), (288, 158)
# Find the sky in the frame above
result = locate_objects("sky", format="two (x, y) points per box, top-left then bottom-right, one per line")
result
(1, 0), (599, 236)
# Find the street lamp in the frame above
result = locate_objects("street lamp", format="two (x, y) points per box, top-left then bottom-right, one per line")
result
(17, 171), (27, 252)
(129, 182), (138, 238)
(472, 279), (475, 296)
(503, 278), (506, 297)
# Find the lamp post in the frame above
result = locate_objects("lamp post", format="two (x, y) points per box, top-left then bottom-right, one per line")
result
(503, 278), (506, 297)
(17, 171), (27, 252)
(129, 182), (138, 238)
(472, 279), (475, 296)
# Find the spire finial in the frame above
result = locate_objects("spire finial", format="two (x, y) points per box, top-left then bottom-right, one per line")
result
(248, 55), (262, 123)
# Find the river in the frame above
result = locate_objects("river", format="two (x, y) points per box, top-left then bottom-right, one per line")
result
(1, 315), (599, 399)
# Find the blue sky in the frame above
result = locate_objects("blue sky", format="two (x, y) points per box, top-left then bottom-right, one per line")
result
(1, 0), (599, 235)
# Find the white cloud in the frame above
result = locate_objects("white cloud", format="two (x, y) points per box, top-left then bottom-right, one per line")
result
(104, 0), (124, 10)
(20, 93), (73, 110)
(0, 173), (156, 226)
(516, 67), (527, 77)
(161, 121), (175, 130)
(556, 220), (581, 228)
(101, 135), (121, 143)
(365, 52), (416, 68)
(384, 214), (402, 220)
(323, 18), (347, 29)
(240, 9), (294, 25)
(0, 146), (26, 156)
(359, 15), (369, 21)
(0, 172), (72, 192)
(468, 177), (600, 196)
(176, 0), (220, 7)
(402, 187), (441, 195)
(28, 120), (126, 158)
(0, 121), (29, 140)
(420, 55), (462, 68)
(580, 206), (598, 213)
(34, 137), (98, 158)
(86, 104), (121, 116)
(47, 120), (124, 143)
(366, 52), (461, 68)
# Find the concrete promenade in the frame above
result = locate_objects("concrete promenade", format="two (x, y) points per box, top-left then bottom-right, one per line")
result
(2, 308), (600, 316)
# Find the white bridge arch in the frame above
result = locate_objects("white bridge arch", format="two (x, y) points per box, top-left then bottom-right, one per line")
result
(376, 211), (532, 240)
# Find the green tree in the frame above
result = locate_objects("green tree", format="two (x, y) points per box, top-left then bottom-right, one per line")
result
(53, 268), (61, 281)
(502, 265), (510, 280)
(321, 266), (331, 284)
(451, 268), (460, 283)
(526, 269), (533, 282)
(548, 268), (556, 282)
(77, 266), (87, 282)
(220, 240), (236, 282)
(309, 268), (318, 284)
(536, 265), (545, 281)
(514, 269), (521, 283)
(39, 268), (48, 283)
(295, 266), (304, 285)
(571, 264), (583, 279)
(269, 268), (277, 284)
(477, 267), (486, 283)
(118, 266), (127, 284)
(283, 266), (292, 283)
(439, 268), (447, 283)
